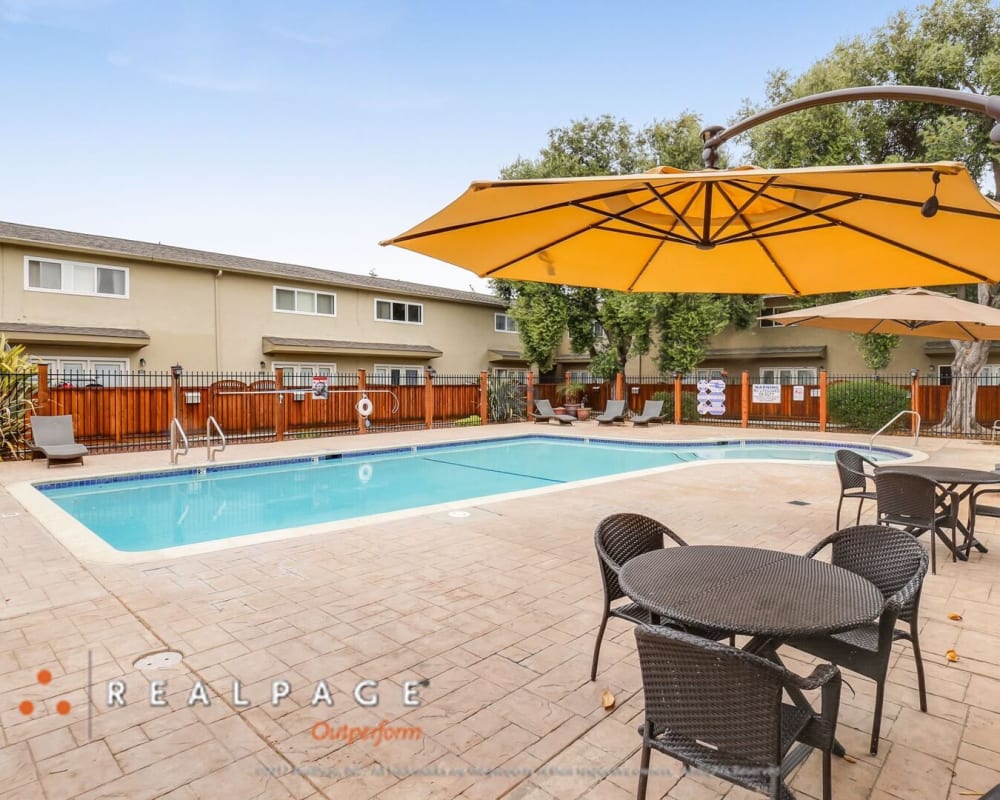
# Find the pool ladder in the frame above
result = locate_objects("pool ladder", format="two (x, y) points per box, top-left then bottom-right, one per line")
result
(169, 417), (189, 464)
(870, 410), (920, 450)
(207, 416), (226, 461)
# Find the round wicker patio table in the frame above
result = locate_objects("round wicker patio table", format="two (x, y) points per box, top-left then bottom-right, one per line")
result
(618, 545), (883, 639)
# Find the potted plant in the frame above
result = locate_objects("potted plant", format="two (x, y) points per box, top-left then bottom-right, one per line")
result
(556, 381), (587, 418)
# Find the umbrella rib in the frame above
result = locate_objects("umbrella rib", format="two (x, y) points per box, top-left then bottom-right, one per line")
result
(643, 181), (703, 241)
(733, 180), (1000, 221)
(627, 239), (667, 293)
(573, 200), (699, 245)
(710, 178), (779, 240)
(710, 195), (859, 245)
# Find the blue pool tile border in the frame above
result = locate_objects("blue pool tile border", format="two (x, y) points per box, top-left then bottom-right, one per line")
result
(35, 434), (911, 494)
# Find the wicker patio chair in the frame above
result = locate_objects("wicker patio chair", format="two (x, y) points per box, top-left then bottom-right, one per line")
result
(635, 625), (842, 800)
(875, 470), (957, 574)
(591, 513), (729, 682)
(968, 486), (1000, 557)
(834, 449), (878, 528)
(782, 525), (928, 756)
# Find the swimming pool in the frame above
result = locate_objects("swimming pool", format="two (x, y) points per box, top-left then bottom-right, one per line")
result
(29, 435), (913, 556)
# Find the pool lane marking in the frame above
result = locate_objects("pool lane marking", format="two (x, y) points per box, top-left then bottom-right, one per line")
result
(419, 456), (565, 484)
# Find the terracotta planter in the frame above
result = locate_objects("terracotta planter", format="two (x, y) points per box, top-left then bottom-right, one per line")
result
(576, 407), (591, 421)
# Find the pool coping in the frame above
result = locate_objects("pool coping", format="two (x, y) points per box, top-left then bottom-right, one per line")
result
(9, 433), (926, 565)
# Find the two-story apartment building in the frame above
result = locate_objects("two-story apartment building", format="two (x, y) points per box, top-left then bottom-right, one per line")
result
(0, 221), (536, 383)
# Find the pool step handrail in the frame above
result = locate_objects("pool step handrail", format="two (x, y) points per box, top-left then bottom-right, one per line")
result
(206, 416), (226, 462)
(870, 410), (920, 450)
(170, 417), (189, 464)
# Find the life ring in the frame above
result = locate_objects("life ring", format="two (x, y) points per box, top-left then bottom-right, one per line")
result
(358, 463), (373, 483)
(356, 395), (373, 417)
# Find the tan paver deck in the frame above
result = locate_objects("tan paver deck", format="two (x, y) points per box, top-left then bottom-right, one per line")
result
(1, 423), (998, 799)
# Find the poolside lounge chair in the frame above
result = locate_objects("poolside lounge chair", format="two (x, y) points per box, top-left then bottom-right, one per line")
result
(631, 399), (665, 426)
(595, 399), (627, 425)
(531, 399), (575, 425)
(29, 415), (88, 468)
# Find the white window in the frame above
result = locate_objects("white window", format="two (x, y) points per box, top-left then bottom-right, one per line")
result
(495, 313), (518, 333)
(274, 286), (336, 316)
(567, 370), (592, 383)
(32, 355), (128, 386)
(976, 365), (1000, 385)
(759, 367), (817, 385)
(494, 368), (528, 381)
(375, 298), (422, 324)
(372, 365), (423, 385)
(25, 257), (128, 298)
(273, 362), (337, 386)
(758, 304), (796, 328)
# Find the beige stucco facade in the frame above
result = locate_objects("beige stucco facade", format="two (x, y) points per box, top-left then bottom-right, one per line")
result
(0, 226), (529, 378)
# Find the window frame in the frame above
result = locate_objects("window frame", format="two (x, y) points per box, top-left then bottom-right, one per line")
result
(372, 364), (424, 385)
(272, 362), (338, 386)
(30, 355), (129, 386)
(494, 312), (518, 333)
(758, 366), (818, 385)
(273, 286), (337, 317)
(24, 256), (129, 299)
(374, 298), (423, 325)
(758, 304), (797, 328)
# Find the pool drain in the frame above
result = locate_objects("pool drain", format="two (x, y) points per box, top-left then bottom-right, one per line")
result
(133, 650), (184, 670)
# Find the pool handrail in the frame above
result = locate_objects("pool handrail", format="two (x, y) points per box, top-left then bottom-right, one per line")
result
(207, 415), (226, 462)
(871, 410), (920, 451)
(170, 417), (189, 465)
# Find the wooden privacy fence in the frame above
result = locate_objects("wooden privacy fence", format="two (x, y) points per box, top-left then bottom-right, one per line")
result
(13, 367), (1000, 459)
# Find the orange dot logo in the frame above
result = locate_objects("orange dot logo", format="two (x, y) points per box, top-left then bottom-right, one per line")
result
(19, 667), (70, 717)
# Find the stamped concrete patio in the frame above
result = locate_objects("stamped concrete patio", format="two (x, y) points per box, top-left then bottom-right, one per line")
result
(0, 423), (997, 800)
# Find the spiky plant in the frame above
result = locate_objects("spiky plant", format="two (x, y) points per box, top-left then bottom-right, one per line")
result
(0, 336), (38, 459)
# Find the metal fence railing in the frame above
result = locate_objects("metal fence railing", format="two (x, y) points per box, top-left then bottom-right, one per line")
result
(7, 367), (1000, 460)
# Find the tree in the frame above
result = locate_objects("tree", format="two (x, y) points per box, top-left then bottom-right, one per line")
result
(741, 0), (1000, 433)
(493, 114), (761, 380)
(851, 333), (903, 373)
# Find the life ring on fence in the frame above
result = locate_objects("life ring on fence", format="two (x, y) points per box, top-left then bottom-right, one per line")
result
(358, 463), (373, 483)
(356, 395), (373, 417)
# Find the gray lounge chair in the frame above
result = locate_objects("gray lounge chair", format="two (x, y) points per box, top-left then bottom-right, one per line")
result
(29, 415), (88, 467)
(531, 399), (575, 425)
(595, 399), (627, 425)
(631, 399), (665, 426)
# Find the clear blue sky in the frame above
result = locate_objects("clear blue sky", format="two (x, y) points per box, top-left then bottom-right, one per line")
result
(0, 0), (927, 292)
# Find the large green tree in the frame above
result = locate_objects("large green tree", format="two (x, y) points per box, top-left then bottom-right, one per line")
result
(492, 114), (761, 379)
(741, 0), (1000, 432)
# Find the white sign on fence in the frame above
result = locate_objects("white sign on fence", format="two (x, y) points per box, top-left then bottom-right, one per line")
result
(751, 383), (781, 404)
(311, 375), (329, 399)
(696, 379), (727, 416)
(792, 385), (805, 402)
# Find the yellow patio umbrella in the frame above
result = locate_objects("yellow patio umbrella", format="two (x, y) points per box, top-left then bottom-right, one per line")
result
(762, 287), (1000, 341)
(380, 161), (1000, 295)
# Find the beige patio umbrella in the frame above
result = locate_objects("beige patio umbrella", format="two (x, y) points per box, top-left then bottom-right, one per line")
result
(762, 288), (1000, 341)
(380, 161), (1000, 295)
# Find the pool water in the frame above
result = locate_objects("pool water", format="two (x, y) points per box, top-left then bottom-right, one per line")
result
(37, 435), (909, 552)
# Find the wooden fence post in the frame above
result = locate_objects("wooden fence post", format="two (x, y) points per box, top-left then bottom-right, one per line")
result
(526, 372), (534, 420)
(424, 369), (434, 429)
(741, 371), (750, 428)
(674, 371), (682, 425)
(358, 369), (368, 435)
(274, 368), (285, 441)
(615, 372), (624, 403)
(480, 371), (489, 425)
(819, 370), (828, 433)
(910, 369), (920, 437)
(37, 364), (49, 415)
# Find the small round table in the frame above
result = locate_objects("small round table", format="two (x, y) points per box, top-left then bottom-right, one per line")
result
(618, 545), (884, 639)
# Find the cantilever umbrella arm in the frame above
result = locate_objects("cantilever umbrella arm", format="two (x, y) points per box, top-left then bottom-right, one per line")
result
(700, 85), (1000, 169)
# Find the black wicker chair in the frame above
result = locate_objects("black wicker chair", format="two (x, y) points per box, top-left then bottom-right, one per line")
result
(874, 470), (957, 574)
(968, 486), (1000, 557)
(635, 626), (842, 800)
(834, 449), (878, 528)
(783, 525), (929, 756)
(591, 513), (729, 682)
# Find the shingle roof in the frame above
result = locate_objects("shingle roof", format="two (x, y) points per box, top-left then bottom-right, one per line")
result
(263, 337), (441, 355)
(0, 322), (149, 338)
(0, 220), (506, 308)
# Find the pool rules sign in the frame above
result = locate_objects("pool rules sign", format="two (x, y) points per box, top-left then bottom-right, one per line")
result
(697, 379), (726, 416)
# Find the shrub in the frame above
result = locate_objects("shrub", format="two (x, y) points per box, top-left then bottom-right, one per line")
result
(454, 415), (481, 426)
(651, 390), (700, 422)
(0, 336), (37, 460)
(827, 380), (909, 431)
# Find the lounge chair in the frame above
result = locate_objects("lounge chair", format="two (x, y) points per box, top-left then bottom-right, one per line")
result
(595, 399), (627, 425)
(29, 415), (88, 467)
(531, 399), (575, 425)
(631, 399), (665, 426)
